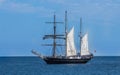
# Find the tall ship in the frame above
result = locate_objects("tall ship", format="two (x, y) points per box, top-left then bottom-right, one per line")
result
(32, 11), (93, 64)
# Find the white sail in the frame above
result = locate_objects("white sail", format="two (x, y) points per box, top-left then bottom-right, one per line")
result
(81, 33), (90, 56)
(66, 27), (76, 56)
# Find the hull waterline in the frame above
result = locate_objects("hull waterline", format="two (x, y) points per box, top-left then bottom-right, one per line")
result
(43, 57), (92, 64)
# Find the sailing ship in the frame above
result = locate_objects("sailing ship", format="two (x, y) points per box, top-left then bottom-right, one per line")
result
(32, 11), (93, 64)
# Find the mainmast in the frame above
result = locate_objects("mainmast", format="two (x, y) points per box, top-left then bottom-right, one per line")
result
(80, 18), (82, 55)
(65, 11), (68, 57)
(43, 13), (64, 58)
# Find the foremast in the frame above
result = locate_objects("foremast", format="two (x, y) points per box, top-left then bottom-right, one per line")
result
(43, 13), (64, 58)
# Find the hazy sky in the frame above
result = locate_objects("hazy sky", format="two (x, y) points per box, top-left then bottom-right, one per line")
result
(0, 0), (120, 56)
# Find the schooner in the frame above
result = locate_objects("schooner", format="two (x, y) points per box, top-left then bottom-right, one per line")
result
(32, 11), (93, 64)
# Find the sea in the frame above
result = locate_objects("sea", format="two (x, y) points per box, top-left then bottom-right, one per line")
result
(0, 56), (120, 75)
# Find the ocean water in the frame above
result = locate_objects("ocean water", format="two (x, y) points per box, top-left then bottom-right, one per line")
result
(0, 56), (120, 75)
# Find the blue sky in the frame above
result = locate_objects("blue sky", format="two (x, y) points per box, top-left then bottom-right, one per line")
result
(0, 0), (120, 56)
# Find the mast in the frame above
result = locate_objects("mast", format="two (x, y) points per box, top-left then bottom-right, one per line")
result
(65, 11), (68, 57)
(43, 13), (64, 58)
(53, 14), (56, 57)
(80, 18), (82, 55)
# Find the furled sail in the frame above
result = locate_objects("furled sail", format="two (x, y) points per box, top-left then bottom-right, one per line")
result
(66, 27), (76, 56)
(81, 33), (90, 56)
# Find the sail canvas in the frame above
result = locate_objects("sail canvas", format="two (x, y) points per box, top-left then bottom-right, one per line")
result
(81, 33), (90, 56)
(66, 27), (76, 56)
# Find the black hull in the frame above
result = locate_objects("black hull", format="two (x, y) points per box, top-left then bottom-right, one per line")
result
(43, 57), (92, 64)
